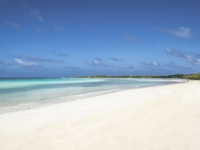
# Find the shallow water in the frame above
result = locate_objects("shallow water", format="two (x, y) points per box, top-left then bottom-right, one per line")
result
(0, 78), (182, 113)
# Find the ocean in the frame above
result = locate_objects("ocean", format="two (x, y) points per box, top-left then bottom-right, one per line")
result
(0, 78), (182, 113)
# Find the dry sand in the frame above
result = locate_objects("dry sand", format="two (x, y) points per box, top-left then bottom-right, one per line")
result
(0, 81), (200, 150)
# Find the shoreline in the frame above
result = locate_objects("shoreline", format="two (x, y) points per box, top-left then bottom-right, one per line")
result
(0, 81), (200, 150)
(0, 80), (183, 114)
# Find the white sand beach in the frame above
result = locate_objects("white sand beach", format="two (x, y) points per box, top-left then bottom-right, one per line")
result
(0, 81), (200, 150)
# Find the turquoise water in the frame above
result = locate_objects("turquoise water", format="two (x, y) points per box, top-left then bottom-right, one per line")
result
(0, 78), (182, 113)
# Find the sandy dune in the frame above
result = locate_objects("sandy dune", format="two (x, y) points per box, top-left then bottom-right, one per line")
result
(0, 81), (200, 150)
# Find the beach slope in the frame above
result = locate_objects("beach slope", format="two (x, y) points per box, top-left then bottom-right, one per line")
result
(0, 81), (200, 150)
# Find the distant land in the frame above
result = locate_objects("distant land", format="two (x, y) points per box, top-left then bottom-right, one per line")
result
(78, 73), (200, 80)
(1, 73), (200, 80)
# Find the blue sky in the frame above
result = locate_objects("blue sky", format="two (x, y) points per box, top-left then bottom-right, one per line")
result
(1, 0), (200, 77)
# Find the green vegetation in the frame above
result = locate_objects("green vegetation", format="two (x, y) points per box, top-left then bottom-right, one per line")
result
(184, 73), (200, 80)
(78, 73), (200, 80)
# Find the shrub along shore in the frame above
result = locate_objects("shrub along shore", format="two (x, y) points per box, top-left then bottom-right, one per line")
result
(78, 73), (200, 80)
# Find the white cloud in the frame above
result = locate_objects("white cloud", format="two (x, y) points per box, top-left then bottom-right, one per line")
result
(23, 55), (64, 63)
(142, 59), (193, 71)
(141, 62), (159, 66)
(173, 27), (192, 39)
(122, 35), (137, 43)
(55, 24), (65, 31)
(30, 9), (44, 23)
(159, 27), (193, 39)
(93, 60), (102, 66)
(109, 68), (119, 72)
(53, 51), (68, 57)
(185, 53), (200, 65)
(5, 21), (21, 29)
(165, 47), (185, 58)
(152, 62), (158, 66)
(109, 57), (123, 62)
(14, 58), (38, 67)
(128, 66), (134, 69)
(87, 58), (109, 67)
(166, 48), (200, 65)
